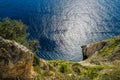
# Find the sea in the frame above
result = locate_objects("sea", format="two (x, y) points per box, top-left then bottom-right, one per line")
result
(0, 0), (120, 61)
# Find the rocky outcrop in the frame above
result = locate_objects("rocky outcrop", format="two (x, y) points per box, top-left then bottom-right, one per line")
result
(82, 41), (106, 60)
(0, 37), (36, 80)
(82, 35), (120, 61)
(1, 35), (120, 80)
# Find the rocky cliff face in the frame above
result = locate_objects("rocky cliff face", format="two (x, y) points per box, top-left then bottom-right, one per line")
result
(34, 35), (120, 80)
(0, 37), (36, 80)
(82, 41), (106, 60)
(82, 36), (120, 64)
(83, 35), (120, 65)
(0, 35), (120, 80)
(82, 35), (120, 61)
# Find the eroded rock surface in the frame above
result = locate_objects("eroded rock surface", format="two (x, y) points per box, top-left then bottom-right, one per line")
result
(0, 37), (35, 80)
(82, 41), (106, 60)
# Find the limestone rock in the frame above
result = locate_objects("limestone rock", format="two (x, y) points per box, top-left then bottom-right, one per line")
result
(0, 37), (36, 80)
(82, 41), (106, 60)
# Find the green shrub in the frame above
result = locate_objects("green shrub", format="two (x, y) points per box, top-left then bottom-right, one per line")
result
(0, 18), (39, 53)
(33, 55), (40, 66)
(58, 64), (71, 73)
(72, 66), (81, 74)
(0, 18), (27, 43)
(72, 63), (81, 74)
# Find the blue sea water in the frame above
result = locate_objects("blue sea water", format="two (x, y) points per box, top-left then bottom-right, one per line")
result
(0, 0), (120, 61)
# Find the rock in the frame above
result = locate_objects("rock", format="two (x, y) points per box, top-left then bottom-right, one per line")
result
(0, 37), (36, 80)
(82, 41), (106, 60)
(1, 34), (120, 80)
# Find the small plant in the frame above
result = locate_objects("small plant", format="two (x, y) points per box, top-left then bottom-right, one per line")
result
(58, 64), (71, 73)
(33, 55), (40, 66)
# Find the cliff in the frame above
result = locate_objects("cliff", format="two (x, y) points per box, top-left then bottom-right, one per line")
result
(82, 35), (120, 63)
(0, 37), (36, 80)
(0, 35), (120, 80)
(82, 41), (106, 60)
(34, 35), (120, 80)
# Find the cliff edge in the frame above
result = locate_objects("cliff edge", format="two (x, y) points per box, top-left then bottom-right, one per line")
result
(0, 35), (120, 80)
(82, 41), (106, 60)
(81, 35), (120, 64)
(0, 37), (36, 80)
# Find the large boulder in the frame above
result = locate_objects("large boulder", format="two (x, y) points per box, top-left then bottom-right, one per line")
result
(0, 37), (36, 80)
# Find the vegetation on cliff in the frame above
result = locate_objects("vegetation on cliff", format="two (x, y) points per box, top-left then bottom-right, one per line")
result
(0, 18), (39, 53)
(33, 35), (120, 80)
(0, 18), (120, 80)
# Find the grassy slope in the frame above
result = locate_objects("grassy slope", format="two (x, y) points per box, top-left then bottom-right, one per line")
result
(34, 35), (120, 80)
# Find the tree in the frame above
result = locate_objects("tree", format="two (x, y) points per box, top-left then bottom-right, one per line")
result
(0, 18), (39, 53)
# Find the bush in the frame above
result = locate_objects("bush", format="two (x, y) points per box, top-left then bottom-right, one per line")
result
(0, 18), (39, 53)
(58, 64), (71, 73)
(33, 55), (40, 66)
(0, 18), (27, 43)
